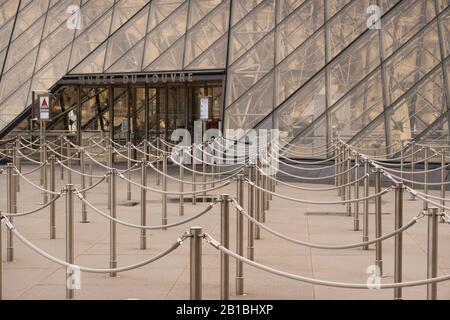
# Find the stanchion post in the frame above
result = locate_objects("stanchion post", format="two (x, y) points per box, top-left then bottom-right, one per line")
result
(67, 139), (72, 185)
(441, 151), (446, 221)
(127, 142), (132, 201)
(192, 143), (197, 205)
(50, 155), (56, 239)
(341, 145), (347, 200)
(254, 167), (261, 240)
(353, 156), (360, 231)
(409, 140), (415, 201)
(80, 149), (88, 223)
(394, 183), (404, 300)
(156, 138), (161, 186)
(109, 169), (117, 277)
(220, 194), (230, 300)
(107, 141), (112, 210)
(337, 144), (341, 196)
(179, 148), (185, 216)
(236, 175), (244, 295)
(162, 154), (168, 230)
(6, 164), (15, 262)
(42, 143), (48, 205)
(335, 142), (339, 189)
(65, 184), (75, 300)
(375, 168), (383, 276)
(60, 136), (65, 180)
(0, 210), (2, 300)
(14, 139), (20, 192)
(202, 145), (207, 203)
(247, 166), (255, 261)
(190, 227), (202, 300)
(363, 159), (370, 250)
(423, 147), (429, 211)
(89, 140), (93, 187)
(427, 207), (439, 300)
(140, 159), (147, 250)
(400, 141), (405, 181)
(346, 149), (352, 217)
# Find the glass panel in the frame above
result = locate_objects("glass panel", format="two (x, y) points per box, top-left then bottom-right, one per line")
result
(327, 0), (351, 20)
(276, 28), (325, 106)
(111, 0), (147, 33)
(75, 0), (114, 36)
(146, 36), (185, 71)
(231, 0), (263, 26)
(276, 72), (326, 144)
(438, 0), (450, 11)
(133, 87), (146, 142)
(328, 0), (372, 59)
(277, 0), (306, 22)
(440, 8), (450, 57)
(385, 22), (441, 104)
(12, 0), (48, 40)
(186, 33), (227, 69)
(0, 0), (19, 29)
(283, 116), (327, 159)
(42, 0), (80, 39)
(188, 0), (222, 28)
(184, 0), (230, 67)
(107, 38), (144, 72)
(417, 114), (449, 147)
(69, 9), (112, 71)
(0, 18), (14, 51)
(381, 0), (402, 12)
(329, 31), (380, 105)
(383, 0), (436, 58)
(0, 46), (37, 104)
(225, 72), (274, 134)
(104, 5), (149, 70)
(71, 42), (107, 74)
(388, 67), (446, 151)
(229, 0), (275, 64)
(227, 31), (274, 105)
(148, 0), (185, 32)
(113, 87), (128, 143)
(329, 69), (384, 142)
(0, 80), (31, 130)
(276, 0), (323, 63)
(351, 116), (387, 157)
(143, 2), (188, 68)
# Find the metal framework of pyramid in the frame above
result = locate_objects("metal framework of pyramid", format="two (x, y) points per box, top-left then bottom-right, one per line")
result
(0, 0), (449, 157)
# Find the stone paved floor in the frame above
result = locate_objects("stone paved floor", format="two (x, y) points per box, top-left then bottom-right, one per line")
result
(1, 163), (449, 300)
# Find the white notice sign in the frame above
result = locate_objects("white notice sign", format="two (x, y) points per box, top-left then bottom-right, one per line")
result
(39, 95), (50, 121)
(200, 97), (210, 120)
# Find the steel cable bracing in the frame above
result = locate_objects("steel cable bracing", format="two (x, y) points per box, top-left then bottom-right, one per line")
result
(204, 234), (450, 290)
(56, 159), (105, 178)
(14, 166), (61, 195)
(0, 215), (186, 274)
(231, 199), (422, 249)
(75, 189), (219, 230)
(245, 178), (393, 205)
(376, 161), (450, 175)
(168, 155), (245, 176)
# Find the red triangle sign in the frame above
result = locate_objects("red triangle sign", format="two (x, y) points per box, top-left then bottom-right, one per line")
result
(42, 98), (48, 108)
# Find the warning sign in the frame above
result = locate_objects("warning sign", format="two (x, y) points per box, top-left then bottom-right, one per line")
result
(39, 95), (50, 121)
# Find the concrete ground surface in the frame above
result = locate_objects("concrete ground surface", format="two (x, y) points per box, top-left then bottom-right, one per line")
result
(1, 163), (449, 300)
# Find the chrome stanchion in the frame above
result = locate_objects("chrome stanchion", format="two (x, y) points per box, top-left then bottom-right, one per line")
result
(190, 227), (202, 300)
(156, 138), (161, 186)
(353, 156), (360, 231)
(427, 207), (439, 300)
(334, 142), (338, 190)
(255, 167), (261, 240)
(423, 147), (429, 211)
(14, 139), (20, 192)
(60, 136), (65, 180)
(80, 149), (88, 223)
(236, 175), (245, 295)
(179, 148), (185, 217)
(400, 141), (405, 182)
(441, 151), (446, 222)
(220, 194), (230, 300)
(50, 156), (56, 239)
(65, 184), (75, 300)
(6, 164), (15, 262)
(375, 168), (383, 276)
(202, 146), (207, 203)
(394, 183), (404, 300)
(363, 159), (370, 250)
(162, 154), (168, 230)
(409, 140), (415, 201)
(42, 143), (48, 205)
(127, 142), (132, 201)
(89, 140), (93, 187)
(140, 159), (147, 250)
(67, 140), (72, 185)
(247, 166), (255, 261)
(0, 210), (2, 300)
(346, 149), (352, 217)
(107, 141), (112, 210)
(192, 143), (197, 205)
(337, 144), (341, 197)
(341, 145), (347, 200)
(109, 169), (117, 278)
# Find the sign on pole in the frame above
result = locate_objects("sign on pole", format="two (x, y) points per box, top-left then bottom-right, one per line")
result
(39, 95), (51, 121)
(199, 97), (210, 120)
